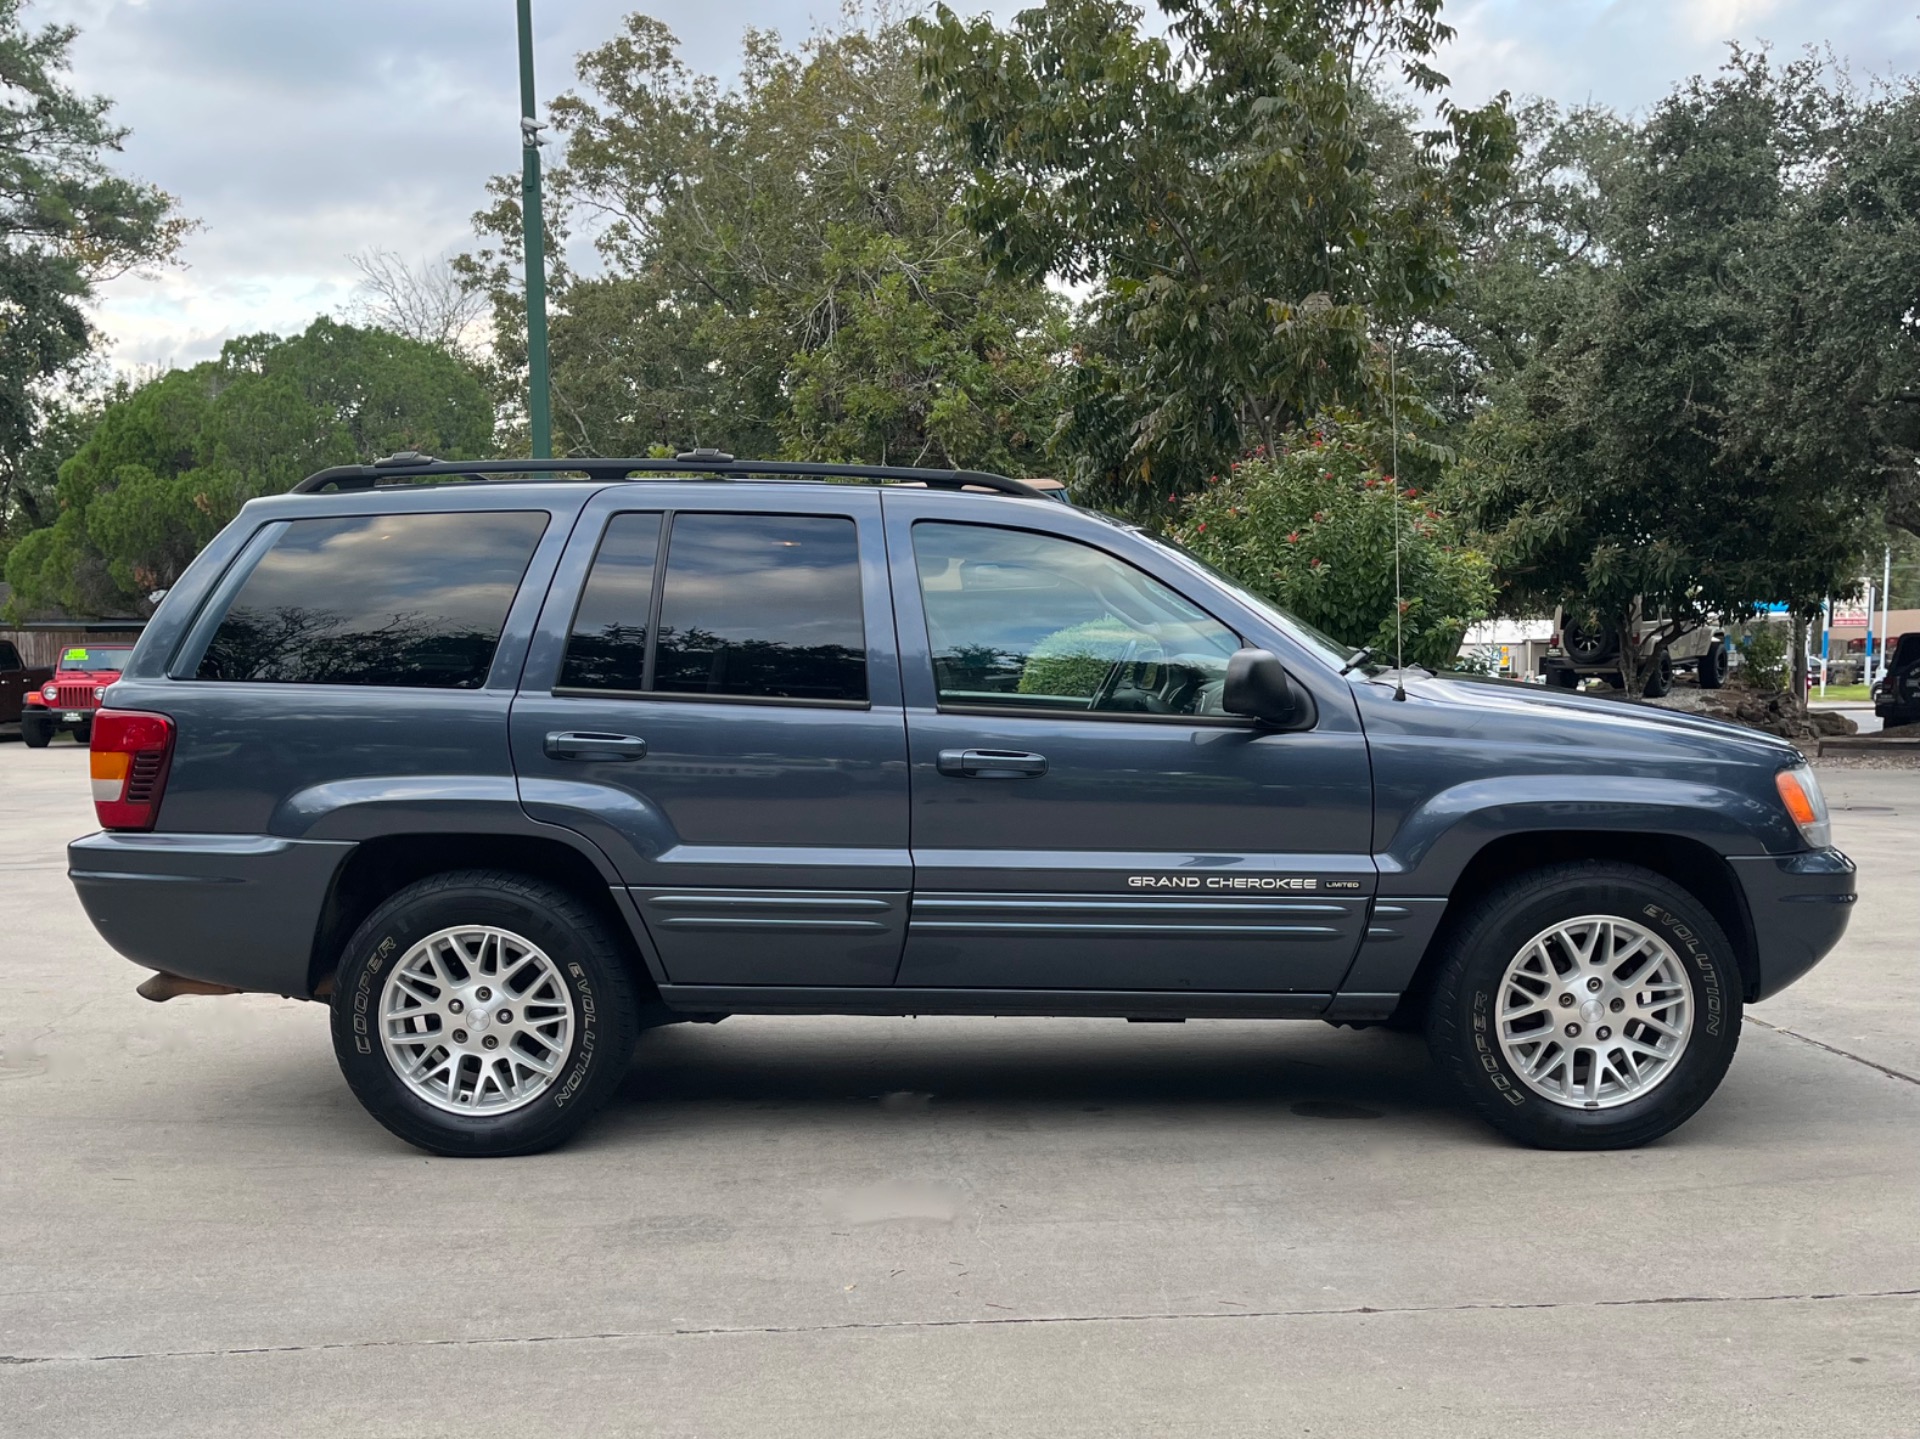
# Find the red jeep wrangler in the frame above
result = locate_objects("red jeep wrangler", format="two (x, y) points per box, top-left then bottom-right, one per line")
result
(21, 645), (133, 748)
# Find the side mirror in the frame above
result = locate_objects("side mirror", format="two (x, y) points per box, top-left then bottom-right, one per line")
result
(1223, 648), (1310, 727)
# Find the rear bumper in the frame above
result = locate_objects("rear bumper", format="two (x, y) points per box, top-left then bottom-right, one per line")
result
(68, 831), (354, 997)
(1727, 848), (1856, 1002)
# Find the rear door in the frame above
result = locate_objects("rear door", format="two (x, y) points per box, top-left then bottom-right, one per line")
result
(510, 486), (910, 987)
(884, 493), (1374, 995)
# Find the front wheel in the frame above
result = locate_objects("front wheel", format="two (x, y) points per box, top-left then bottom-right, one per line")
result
(1698, 641), (1727, 689)
(329, 870), (643, 1157)
(20, 713), (52, 748)
(1425, 862), (1742, 1149)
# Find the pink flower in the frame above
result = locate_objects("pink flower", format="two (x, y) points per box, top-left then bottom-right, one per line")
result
(1196, 522), (1206, 532)
(1287, 530), (1301, 544)
(1309, 557), (1322, 568)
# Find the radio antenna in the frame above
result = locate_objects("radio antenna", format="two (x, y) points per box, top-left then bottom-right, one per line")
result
(1390, 337), (1406, 702)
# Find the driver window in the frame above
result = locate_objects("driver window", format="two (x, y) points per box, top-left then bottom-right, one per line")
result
(912, 521), (1241, 717)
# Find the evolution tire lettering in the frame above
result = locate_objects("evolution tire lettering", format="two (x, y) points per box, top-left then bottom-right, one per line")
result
(1643, 902), (1723, 1036)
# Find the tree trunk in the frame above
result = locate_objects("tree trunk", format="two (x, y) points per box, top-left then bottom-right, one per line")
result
(1614, 608), (1643, 696)
(1790, 611), (1810, 712)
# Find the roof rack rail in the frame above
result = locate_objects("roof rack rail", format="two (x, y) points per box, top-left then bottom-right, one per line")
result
(291, 451), (1051, 500)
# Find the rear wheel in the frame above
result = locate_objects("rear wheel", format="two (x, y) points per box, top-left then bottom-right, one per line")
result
(20, 713), (52, 748)
(1641, 651), (1674, 698)
(1424, 862), (1742, 1149)
(329, 870), (642, 1157)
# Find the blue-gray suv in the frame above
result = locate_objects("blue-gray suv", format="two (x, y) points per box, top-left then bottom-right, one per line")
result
(68, 453), (1857, 1155)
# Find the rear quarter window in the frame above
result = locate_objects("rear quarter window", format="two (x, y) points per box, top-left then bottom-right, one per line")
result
(196, 511), (548, 688)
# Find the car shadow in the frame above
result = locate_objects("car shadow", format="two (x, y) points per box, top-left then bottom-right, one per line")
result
(604, 1016), (1460, 1130)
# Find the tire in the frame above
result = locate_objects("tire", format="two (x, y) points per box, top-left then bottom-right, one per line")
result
(1562, 618), (1615, 666)
(1546, 669), (1580, 690)
(1698, 641), (1727, 690)
(1424, 862), (1742, 1149)
(21, 713), (52, 748)
(329, 870), (643, 1157)
(1641, 651), (1674, 698)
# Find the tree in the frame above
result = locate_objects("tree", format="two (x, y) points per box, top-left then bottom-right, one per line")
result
(913, 0), (1515, 509)
(1450, 53), (1915, 695)
(3, 318), (492, 617)
(460, 16), (1068, 471)
(348, 249), (489, 356)
(1169, 420), (1492, 668)
(0, 0), (189, 555)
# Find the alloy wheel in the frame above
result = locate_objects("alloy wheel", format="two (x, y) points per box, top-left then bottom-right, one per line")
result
(1494, 915), (1693, 1110)
(379, 925), (577, 1115)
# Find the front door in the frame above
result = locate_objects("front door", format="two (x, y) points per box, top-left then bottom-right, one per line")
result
(510, 488), (910, 987)
(883, 497), (1374, 994)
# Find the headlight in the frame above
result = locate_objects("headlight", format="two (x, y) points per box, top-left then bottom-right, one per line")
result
(42, 685), (56, 702)
(94, 686), (106, 702)
(1775, 766), (1831, 849)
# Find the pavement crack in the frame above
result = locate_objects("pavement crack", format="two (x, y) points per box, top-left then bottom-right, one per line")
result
(1749, 1017), (1920, 1087)
(7, 1286), (1917, 1366)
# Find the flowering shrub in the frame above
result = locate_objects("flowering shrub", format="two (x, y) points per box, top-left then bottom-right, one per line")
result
(1168, 423), (1493, 671)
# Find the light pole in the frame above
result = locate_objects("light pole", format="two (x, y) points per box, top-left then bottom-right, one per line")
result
(517, 0), (552, 458)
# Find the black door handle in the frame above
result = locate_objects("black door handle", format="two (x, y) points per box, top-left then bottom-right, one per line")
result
(545, 731), (648, 760)
(936, 748), (1048, 778)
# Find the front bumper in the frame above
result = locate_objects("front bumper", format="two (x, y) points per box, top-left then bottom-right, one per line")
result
(1727, 848), (1856, 1002)
(69, 831), (355, 997)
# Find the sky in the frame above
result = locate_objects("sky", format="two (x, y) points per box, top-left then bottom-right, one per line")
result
(36, 0), (1920, 371)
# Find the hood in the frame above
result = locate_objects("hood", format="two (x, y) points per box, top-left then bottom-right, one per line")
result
(1355, 669), (1801, 766)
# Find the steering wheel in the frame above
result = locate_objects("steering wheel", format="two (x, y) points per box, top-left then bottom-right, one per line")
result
(1089, 638), (1141, 712)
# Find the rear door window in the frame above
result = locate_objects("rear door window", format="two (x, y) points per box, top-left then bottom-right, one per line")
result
(557, 511), (866, 705)
(196, 511), (548, 688)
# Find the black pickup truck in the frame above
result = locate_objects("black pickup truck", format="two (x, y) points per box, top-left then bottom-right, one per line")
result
(0, 639), (54, 734)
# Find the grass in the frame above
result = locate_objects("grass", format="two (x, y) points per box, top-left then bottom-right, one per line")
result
(1812, 683), (1872, 702)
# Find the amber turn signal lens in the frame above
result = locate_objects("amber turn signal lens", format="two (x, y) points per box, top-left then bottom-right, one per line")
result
(1774, 767), (1831, 849)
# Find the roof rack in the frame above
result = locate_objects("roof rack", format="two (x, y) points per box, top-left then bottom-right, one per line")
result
(291, 448), (1052, 500)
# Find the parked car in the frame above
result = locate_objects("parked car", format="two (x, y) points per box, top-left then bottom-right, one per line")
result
(69, 453), (1855, 1157)
(0, 639), (56, 735)
(1874, 632), (1920, 728)
(1544, 606), (1728, 696)
(20, 645), (134, 747)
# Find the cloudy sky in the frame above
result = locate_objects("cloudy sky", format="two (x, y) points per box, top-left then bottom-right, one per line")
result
(39, 0), (1920, 370)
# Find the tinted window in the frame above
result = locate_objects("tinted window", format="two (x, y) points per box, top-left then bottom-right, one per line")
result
(198, 511), (547, 688)
(913, 522), (1240, 716)
(559, 513), (662, 692)
(0, 641), (20, 670)
(653, 513), (865, 702)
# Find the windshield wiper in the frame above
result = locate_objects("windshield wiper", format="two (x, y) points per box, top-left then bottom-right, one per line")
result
(1339, 645), (1374, 676)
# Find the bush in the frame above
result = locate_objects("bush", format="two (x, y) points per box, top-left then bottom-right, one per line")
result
(1168, 422), (1493, 671)
(1738, 623), (1790, 693)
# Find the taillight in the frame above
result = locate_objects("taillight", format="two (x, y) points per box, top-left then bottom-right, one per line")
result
(90, 709), (175, 832)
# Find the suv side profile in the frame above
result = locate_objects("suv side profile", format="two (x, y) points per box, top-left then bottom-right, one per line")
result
(69, 454), (1856, 1157)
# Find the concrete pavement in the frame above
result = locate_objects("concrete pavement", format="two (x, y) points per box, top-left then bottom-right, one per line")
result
(2, 738), (1915, 1436)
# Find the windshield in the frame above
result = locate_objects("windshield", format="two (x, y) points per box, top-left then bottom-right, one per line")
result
(1128, 529), (1357, 671)
(57, 646), (133, 673)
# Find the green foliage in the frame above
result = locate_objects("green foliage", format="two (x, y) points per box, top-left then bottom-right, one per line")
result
(4, 319), (490, 617)
(0, 0), (188, 552)
(1449, 53), (1920, 685)
(1738, 624), (1789, 694)
(914, 0), (1515, 509)
(461, 16), (1067, 471)
(1018, 618), (1138, 697)
(1168, 420), (1492, 669)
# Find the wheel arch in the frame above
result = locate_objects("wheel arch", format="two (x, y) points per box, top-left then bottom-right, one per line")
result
(1400, 830), (1761, 1009)
(307, 831), (661, 999)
